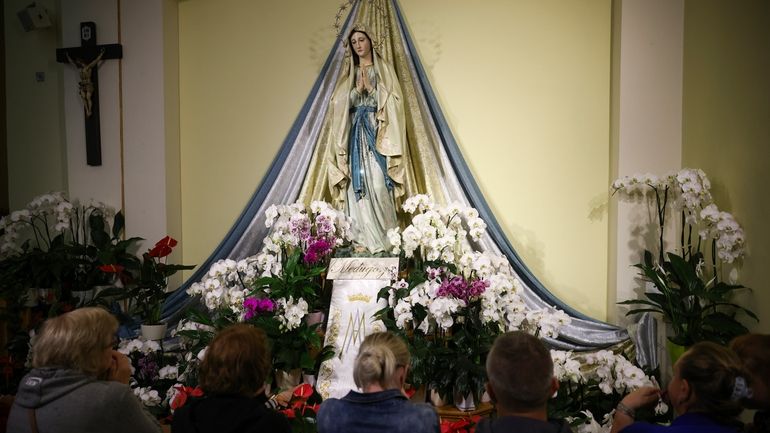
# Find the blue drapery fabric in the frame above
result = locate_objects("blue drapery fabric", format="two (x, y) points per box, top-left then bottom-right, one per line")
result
(162, 0), (655, 357)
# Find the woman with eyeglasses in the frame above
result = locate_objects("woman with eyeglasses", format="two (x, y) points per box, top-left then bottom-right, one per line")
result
(7, 307), (160, 433)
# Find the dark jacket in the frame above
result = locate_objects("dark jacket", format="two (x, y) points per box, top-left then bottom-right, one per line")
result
(621, 412), (742, 433)
(7, 367), (161, 433)
(171, 394), (290, 433)
(475, 415), (574, 433)
(317, 389), (439, 433)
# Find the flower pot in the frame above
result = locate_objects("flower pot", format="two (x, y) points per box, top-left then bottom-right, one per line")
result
(481, 390), (491, 403)
(275, 368), (302, 391)
(453, 387), (478, 411)
(304, 310), (325, 327)
(71, 288), (96, 307)
(667, 340), (687, 365)
(408, 385), (426, 403)
(23, 288), (39, 307)
(302, 373), (317, 387)
(37, 288), (54, 304)
(428, 388), (449, 407)
(141, 323), (167, 341)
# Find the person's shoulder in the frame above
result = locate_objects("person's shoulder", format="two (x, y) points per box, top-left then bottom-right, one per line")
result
(59, 379), (132, 406)
(408, 401), (438, 416)
(256, 407), (291, 432)
(401, 402), (439, 428)
(620, 421), (668, 433)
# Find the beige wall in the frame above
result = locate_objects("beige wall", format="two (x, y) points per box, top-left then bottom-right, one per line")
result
(4, 0), (66, 210)
(5, 1), (767, 327)
(179, 0), (612, 319)
(682, 0), (770, 332)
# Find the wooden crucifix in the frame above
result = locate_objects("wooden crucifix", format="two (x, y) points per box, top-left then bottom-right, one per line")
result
(56, 22), (122, 166)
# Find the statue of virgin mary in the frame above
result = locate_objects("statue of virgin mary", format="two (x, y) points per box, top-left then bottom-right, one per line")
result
(326, 24), (406, 254)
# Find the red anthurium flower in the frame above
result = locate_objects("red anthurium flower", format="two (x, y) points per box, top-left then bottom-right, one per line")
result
(170, 386), (203, 410)
(293, 383), (314, 400)
(404, 387), (416, 399)
(279, 408), (296, 419)
(148, 236), (177, 258)
(99, 264), (124, 273)
(440, 419), (473, 433)
(303, 403), (320, 415)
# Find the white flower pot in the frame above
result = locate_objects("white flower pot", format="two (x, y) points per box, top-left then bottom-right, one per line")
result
(453, 387), (478, 411)
(71, 288), (96, 307)
(141, 323), (167, 341)
(304, 311), (325, 327)
(302, 373), (317, 387)
(481, 390), (491, 403)
(428, 388), (449, 407)
(275, 368), (302, 391)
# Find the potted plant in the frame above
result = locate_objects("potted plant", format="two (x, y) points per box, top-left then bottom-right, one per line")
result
(245, 201), (348, 384)
(612, 169), (757, 350)
(102, 236), (194, 339)
(377, 195), (572, 410)
(183, 201), (348, 387)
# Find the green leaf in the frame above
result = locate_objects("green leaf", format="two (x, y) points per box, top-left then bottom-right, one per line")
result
(112, 211), (126, 239)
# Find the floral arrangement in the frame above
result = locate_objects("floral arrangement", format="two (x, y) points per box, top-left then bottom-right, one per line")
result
(102, 236), (195, 325)
(379, 195), (571, 405)
(117, 337), (192, 418)
(551, 349), (669, 433)
(278, 383), (321, 433)
(612, 168), (755, 346)
(186, 201), (350, 374)
(0, 192), (114, 258)
(0, 192), (124, 297)
(440, 415), (481, 433)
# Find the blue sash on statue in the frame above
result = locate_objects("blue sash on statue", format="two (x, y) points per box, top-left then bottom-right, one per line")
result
(349, 105), (393, 201)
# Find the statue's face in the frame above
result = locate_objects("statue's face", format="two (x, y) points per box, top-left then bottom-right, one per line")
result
(350, 31), (371, 59)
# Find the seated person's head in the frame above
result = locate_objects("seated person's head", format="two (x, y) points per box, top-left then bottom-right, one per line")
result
(485, 331), (557, 413)
(199, 324), (270, 396)
(32, 307), (118, 379)
(669, 341), (748, 420)
(730, 334), (770, 410)
(353, 332), (410, 392)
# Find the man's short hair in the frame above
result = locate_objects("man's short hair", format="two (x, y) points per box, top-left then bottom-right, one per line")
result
(486, 331), (553, 410)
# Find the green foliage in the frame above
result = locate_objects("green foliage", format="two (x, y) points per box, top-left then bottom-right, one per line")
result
(620, 250), (756, 346)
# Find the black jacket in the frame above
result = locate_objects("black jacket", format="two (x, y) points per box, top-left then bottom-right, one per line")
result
(171, 394), (290, 433)
(475, 415), (574, 433)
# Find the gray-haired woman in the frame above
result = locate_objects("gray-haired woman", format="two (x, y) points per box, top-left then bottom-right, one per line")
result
(8, 307), (160, 433)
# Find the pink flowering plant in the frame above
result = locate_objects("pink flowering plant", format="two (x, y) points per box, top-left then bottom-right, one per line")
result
(185, 201), (348, 373)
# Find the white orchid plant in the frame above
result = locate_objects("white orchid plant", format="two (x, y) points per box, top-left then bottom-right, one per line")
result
(0, 192), (116, 259)
(378, 194), (572, 401)
(552, 349), (669, 432)
(612, 168), (756, 346)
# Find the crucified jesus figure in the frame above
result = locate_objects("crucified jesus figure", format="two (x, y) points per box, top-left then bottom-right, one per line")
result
(66, 49), (105, 117)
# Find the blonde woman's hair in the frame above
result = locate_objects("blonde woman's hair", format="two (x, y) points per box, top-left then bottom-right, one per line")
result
(353, 332), (410, 390)
(32, 307), (118, 377)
